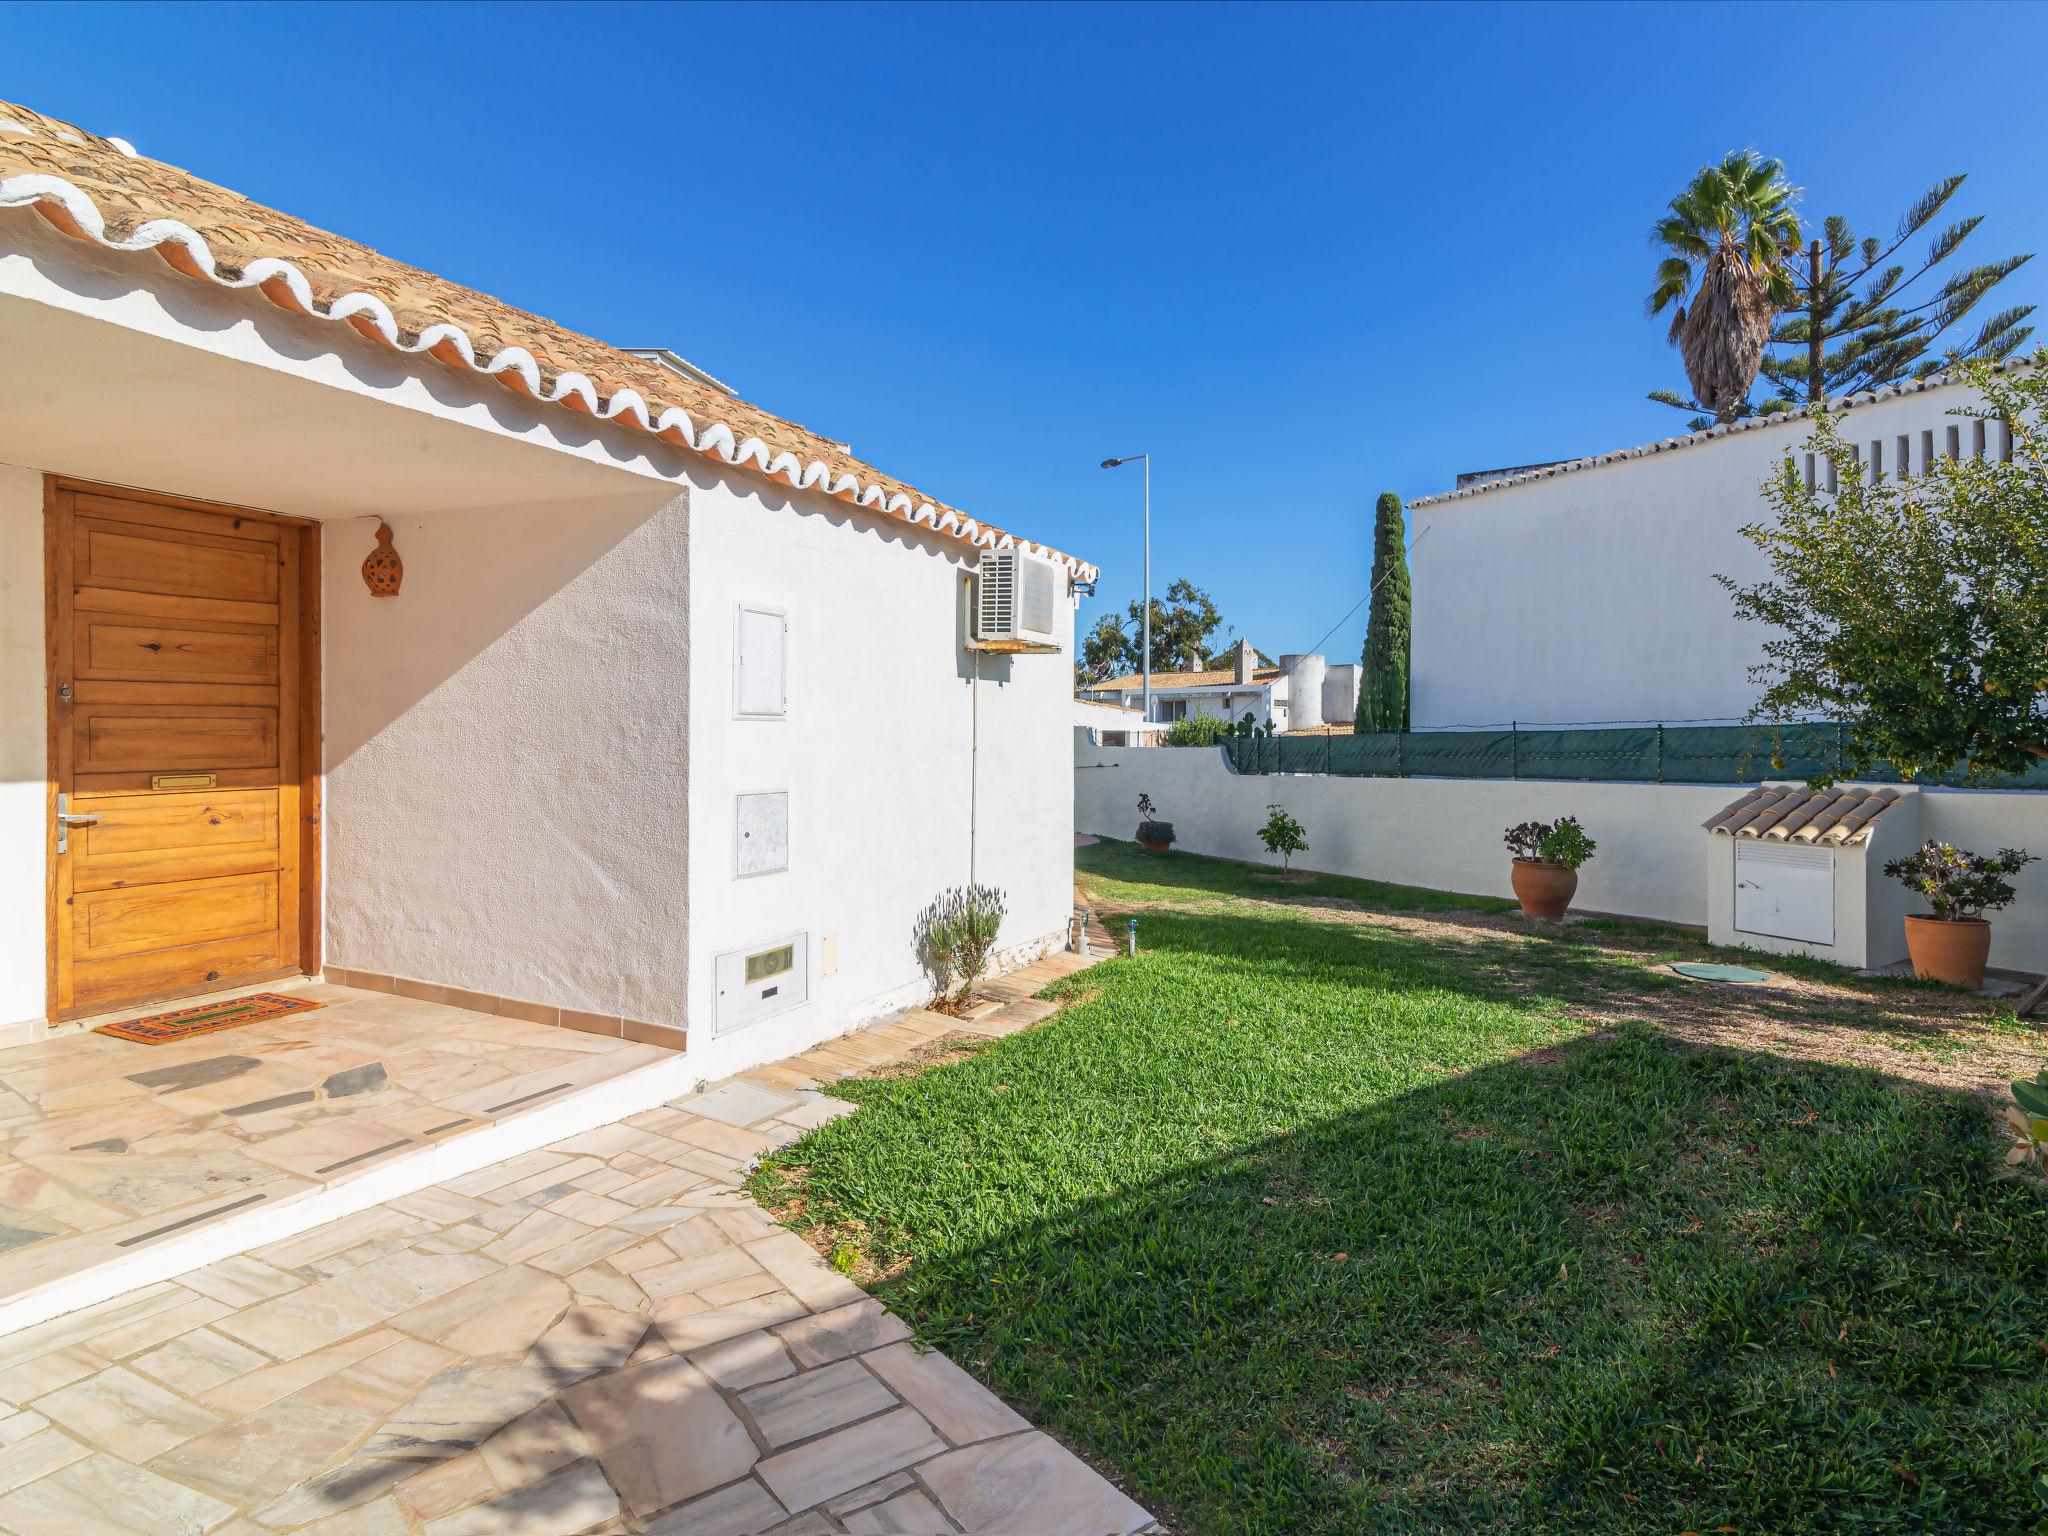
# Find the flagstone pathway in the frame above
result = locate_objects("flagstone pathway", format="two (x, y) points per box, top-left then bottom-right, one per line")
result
(0, 948), (1154, 1534)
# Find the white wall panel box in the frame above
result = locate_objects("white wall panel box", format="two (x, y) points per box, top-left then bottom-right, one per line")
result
(735, 791), (790, 878)
(714, 933), (810, 1035)
(734, 603), (787, 719)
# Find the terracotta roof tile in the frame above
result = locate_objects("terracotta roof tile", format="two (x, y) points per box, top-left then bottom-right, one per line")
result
(1084, 668), (1283, 693)
(1703, 785), (1905, 846)
(0, 100), (1093, 578)
(1075, 697), (1144, 713)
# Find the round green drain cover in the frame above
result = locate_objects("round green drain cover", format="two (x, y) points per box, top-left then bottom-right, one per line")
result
(1670, 962), (1772, 984)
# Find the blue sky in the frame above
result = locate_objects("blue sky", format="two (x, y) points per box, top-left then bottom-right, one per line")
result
(9, 1), (2046, 663)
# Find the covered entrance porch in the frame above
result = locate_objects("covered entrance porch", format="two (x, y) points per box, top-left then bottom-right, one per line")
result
(0, 979), (695, 1338)
(3, 202), (696, 1050)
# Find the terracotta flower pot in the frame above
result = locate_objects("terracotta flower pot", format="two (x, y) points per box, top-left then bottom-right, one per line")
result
(1140, 840), (1172, 855)
(1902, 914), (1991, 989)
(1511, 858), (1577, 920)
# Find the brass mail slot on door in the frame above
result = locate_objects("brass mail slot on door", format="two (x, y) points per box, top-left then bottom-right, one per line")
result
(151, 773), (216, 791)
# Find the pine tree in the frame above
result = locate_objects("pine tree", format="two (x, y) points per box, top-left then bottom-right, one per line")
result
(1355, 491), (1411, 734)
(1762, 177), (2033, 404)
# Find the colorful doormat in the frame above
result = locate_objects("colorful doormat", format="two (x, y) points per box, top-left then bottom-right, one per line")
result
(96, 992), (324, 1044)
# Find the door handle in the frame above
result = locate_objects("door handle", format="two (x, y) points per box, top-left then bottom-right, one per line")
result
(55, 793), (98, 855)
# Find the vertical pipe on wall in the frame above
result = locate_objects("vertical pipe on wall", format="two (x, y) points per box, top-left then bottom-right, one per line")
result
(971, 654), (980, 881)
(968, 589), (980, 887)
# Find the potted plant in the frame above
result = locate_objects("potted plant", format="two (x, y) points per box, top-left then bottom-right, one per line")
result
(1135, 793), (1176, 855)
(1504, 816), (1596, 920)
(1883, 840), (2035, 989)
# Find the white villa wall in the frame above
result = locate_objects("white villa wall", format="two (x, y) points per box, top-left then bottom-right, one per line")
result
(1075, 743), (2048, 972)
(686, 469), (1077, 1082)
(323, 493), (693, 1025)
(1410, 380), (2009, 730)
(0, 465), (45, 1030)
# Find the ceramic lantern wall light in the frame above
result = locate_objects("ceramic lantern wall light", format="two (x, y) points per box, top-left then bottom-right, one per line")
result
(361, 520), (403, 596)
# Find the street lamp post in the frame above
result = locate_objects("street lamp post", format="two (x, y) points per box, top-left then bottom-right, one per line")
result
(1099, 453), (1150, 723)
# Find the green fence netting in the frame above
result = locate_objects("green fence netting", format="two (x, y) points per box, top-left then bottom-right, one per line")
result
(1220, 723), (2048, 789)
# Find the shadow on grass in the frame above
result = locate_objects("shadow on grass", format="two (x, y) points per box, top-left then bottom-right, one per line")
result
(759, 902), (2048, 1536)
(1086, 840), (2028, 1070)
(1077, 836), (1521, 916)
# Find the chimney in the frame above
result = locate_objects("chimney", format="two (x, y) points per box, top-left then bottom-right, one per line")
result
(1233, 637), (1257, 685)
(1279, 652), (1327, 731)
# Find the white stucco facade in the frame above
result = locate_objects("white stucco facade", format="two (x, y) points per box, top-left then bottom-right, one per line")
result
(322, 494), (695, 1026)
(0, 193), (1080, 1072)
(1409, 376), (2020, 731)
(1087, 678), (1283, 727)
(683, 471), (1077, 1082)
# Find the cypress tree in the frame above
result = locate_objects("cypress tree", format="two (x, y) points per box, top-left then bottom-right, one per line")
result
(1355, 491), (1411, 733)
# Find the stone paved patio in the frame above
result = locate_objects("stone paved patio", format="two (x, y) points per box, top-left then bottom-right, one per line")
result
(0, 986), (675, 1311)
(0, 948), (1155, 1533)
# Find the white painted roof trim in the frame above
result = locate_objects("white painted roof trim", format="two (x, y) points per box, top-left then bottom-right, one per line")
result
(0, 169), (1098, 582)
(1412, 359), (2037, 510)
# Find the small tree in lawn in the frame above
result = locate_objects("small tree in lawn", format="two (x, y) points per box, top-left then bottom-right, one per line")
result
(1258, 805), (1309, 871)
(1356, 491), (1411, 734)
(1719, 354), (2048, 784)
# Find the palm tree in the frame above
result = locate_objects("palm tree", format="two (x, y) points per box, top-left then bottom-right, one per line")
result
(1647, 152), (1802, 423)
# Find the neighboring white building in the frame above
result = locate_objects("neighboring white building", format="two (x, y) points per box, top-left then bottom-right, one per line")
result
(1080, 637), (1359, 733)
(0, 98), (1089, 1079)
(1408, 368), (2028, 731)
(1074, 697), (1166, 747)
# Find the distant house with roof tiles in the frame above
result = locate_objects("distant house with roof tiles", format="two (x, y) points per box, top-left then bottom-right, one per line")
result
(1078, 638), (1358, 733)
(0, 97), (1088, 1080)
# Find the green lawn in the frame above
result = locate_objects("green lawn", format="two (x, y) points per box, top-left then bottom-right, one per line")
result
(752, 843), (2048, 1535)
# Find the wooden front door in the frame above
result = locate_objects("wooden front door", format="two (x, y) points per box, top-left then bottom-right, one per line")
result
(47, 481), (318, 1019)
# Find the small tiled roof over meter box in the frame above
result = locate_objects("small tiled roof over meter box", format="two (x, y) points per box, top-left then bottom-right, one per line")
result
(1703, 785), (1906, 846)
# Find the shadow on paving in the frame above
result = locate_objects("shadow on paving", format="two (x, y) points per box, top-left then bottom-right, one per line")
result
(260, 1305), (653, 1527)
(761, 902), (2048, 1536)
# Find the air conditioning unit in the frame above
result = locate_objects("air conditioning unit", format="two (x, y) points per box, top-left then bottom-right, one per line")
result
(975, 549), (1061, 646)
